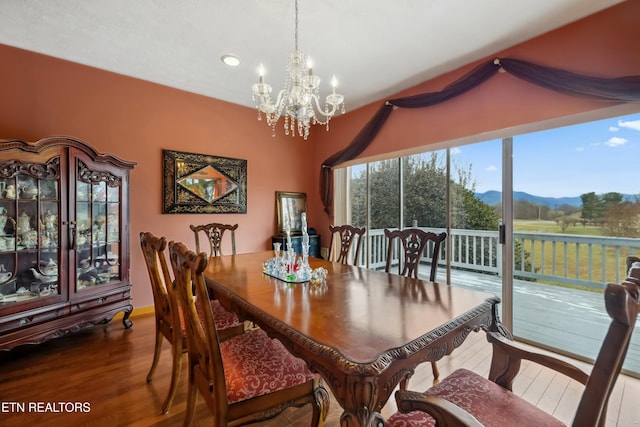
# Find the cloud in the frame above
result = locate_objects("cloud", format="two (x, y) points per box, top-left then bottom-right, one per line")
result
(450, 147), (461, 155)
(605, 137), (627, 147)
(609, 126), (619, 132)
(618, 119), (640, 131)
(576, 146), (584, 152)
(486, 165), (497, 172)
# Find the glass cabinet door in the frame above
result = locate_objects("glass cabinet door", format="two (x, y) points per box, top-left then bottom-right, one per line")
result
(75, 166), (121, 291)
(0, 170), (60, 305)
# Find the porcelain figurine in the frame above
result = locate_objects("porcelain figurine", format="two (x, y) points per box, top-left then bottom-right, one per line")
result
(42, 210), (57, 231)
(3, 184), (16, 199)
(16, 212), (31, 235)
(19, 185), (38, 199)
(42, 259), (58, 276)
(0, 207), (7, 231)
(0, 264), (12, 284)
(30, 268), (57, 283)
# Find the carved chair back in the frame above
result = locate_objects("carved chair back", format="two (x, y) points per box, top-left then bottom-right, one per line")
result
(140, 231), (244, 414)
(571, 263), (640, 425)
(328, 224), (366, 265)
(168, 240), (228, 423)
(139, 231), (183, 413)
(384, 228), (447, 282)
(168, 240), (328, 426)
(190, 222), (238, 257)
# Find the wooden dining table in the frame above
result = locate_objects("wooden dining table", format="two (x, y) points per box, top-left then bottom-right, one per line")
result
(204, 251), (504, 427)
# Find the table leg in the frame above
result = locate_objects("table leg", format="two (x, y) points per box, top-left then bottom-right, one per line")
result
(340, 408), (385, 427)
(337, 376), (388, 427)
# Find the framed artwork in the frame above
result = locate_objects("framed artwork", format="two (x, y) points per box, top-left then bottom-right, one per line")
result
(276, 191), (307, 235)
(162, 149), (247, 214)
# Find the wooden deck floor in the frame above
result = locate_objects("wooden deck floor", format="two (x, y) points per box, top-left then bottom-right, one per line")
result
(428, 268), (640, 376)
(0, 313), (639, 426)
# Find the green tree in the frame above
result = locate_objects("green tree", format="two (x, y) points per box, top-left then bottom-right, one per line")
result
(600, 192), (623, 217)
(603, 199), (640, 237)
(581, 191), (624, 223)
(350, 167), (367, 227)
(351, 153), (500, 231)
(403, 154), (447, 228)
(370, 159), (400, 229)
(581, 192), (599, 222)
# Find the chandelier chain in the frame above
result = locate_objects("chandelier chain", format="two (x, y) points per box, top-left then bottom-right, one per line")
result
(294, 0), (299, 52)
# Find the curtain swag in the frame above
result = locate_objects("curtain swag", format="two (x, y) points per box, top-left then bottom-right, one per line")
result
(320, 57), (640, 216)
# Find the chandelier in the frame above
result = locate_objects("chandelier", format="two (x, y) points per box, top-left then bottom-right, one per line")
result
(251, 0), (345, 140)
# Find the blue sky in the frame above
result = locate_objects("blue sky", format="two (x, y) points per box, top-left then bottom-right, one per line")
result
(452, 112), (640, 198)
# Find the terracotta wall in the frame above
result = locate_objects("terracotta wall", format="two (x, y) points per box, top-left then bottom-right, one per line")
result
(0, 1), (638, 311)
(311, 1), (640, 239)
(0, 44), (318, 310)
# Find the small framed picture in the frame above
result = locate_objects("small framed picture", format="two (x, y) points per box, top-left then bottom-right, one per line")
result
(276, 191), (307, 235)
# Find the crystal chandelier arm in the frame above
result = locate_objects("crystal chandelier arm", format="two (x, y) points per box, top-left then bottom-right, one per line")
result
(272, 89), (289, 114)
(306, 92), (344, 121)
(307, 95), (336, 123)
(261, 89), (290, 126)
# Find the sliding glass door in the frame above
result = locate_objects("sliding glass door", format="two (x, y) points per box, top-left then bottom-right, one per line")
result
(446, 140), (504, 297)
(512, 113), (640, 374)
(344, 111), (640, 376)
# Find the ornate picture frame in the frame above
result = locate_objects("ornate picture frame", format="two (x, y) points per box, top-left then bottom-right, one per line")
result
(162, 149), (247, 214)
(276, 191), (307, 235)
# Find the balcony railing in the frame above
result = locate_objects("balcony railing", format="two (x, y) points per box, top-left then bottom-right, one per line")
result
(360, 228), (640, 290)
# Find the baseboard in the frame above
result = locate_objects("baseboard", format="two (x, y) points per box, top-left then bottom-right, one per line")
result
(112, 305), (155, 320)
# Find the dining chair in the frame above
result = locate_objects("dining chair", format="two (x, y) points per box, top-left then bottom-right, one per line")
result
(384, 228), (448, 384)
(189, 222), (238, 257)
(168, 240), (329, 427)
(328, 224), (366, 265)
(139, 231), (245, 415)
(388, 262), (640, 427)
(384, 228), (447, 282)
(627, 255), (640, 271)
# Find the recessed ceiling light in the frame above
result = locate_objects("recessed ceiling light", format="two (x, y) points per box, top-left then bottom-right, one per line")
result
(221, 54), (240, 67)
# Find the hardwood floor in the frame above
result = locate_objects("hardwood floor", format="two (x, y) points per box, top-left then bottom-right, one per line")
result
(1, 313), (639, 426)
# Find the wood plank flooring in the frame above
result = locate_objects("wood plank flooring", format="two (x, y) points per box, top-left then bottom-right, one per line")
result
(0, 313), (639, 426)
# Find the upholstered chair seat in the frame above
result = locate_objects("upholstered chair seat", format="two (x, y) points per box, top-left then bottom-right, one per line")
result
(386, 368), (565, 427)
(220, 328), (319, 403)
(178, 299), (242, 342)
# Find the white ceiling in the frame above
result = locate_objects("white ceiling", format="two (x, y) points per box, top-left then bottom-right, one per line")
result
(0, 0), (624, 111)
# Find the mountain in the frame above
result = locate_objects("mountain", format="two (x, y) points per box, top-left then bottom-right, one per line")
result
(475, 191), (582, 208)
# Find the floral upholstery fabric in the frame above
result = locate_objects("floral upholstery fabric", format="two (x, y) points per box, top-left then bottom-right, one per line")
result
(177, 299), (241, 342)
(207, 299), (242, 329)
(387, 368), (566, 427)
(221, 328), (318, 403)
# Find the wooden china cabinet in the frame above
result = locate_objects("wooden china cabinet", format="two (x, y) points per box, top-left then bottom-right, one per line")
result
(0, 137), (136, 350)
